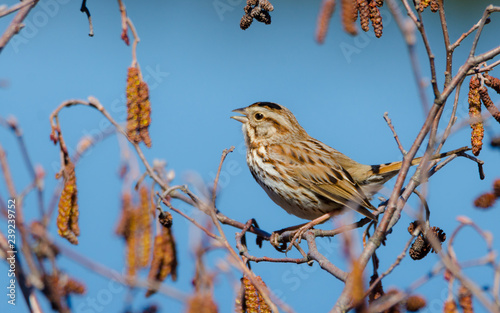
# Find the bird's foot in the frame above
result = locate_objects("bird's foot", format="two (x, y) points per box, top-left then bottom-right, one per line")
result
(270, 222), (313, 253)
(270, 231), (289, 252)
(271, 212), (339, 253)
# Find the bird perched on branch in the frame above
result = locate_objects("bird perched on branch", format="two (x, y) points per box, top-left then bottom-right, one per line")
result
(231, 102), (468, 226)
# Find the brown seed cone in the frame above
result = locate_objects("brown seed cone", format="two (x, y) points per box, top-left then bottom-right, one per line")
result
(430, 226), (446, 252)
(252, 8), (271, 24)
(244, 4), (252, 14)
(240, 0), (273, 30)
(369, 1), (383, 38)
(316, 0), (336, 44)
(185, 293), (218, 313)
(407, 220), (422, 234)
(240, 14), (253, 30)
(443, 300), (459, 313)
(250, 6), (262, 19)
(458, 285), (473, 313)
(341, 0), (357, 35)
(409, 226), (446, 259)
(375, 0), (384, 7)
(493, 179), (500, 197)
(260, 0), (274, 12)
(159, 210), (173, 228)
(418, 0), (430, 12)
(484, 73), (500, 94)
(479, 86), (500, 124)
(409, 236), (430, 260)
(357, 0), (370, 32)
(469, 77), (483, 156)
(430, 0), (439, 12)
(57, 161), (79, 245)
(352, 0), (359, 21)
(406, 295), (426, 312)
(145, 227), (178, 297)
(474, 192), (496, 209)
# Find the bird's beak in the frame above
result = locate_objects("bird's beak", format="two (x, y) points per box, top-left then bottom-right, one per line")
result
(230, 107), (248, 123)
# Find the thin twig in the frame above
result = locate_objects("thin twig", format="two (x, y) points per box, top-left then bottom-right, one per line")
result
(0, 116), (46, 221)
(436, 78), (464, 153)
(236, 220), (307, 264)
(437, 0), (452, 86)
(415, 9), (440, 100)
(0, 0), (38, 54)
(80, 0), (94, 37)
(117, 0), (140, 68)
(126, 18), (140, 68)
(0, 143), (16, 197)
(211, 147), (235, 206)
(49, 98), (167, 190)
(363, 235), (415, 305)
(390, 0), (433, 111)
(450, 21), (480, 51)
(157, 192), (219, 240)
(383, 112), (407, 155)
(0, 228), (43, 313)
(305, 232), (348, 282)
(467, 59), (500, 75)
(469, 6), (499, 59)
(0, 0), (36, 18)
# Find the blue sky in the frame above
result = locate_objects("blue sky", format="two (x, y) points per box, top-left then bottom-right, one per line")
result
(1, 0), (500, 312)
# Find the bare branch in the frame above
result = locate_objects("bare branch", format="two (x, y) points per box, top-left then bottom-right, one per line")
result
(0, 0), (38, 54)
(383, 112), (407, 155)
(80, 0), (94, 37)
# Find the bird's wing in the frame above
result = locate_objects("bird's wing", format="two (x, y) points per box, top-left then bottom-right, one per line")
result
(268, 142), (377, 221)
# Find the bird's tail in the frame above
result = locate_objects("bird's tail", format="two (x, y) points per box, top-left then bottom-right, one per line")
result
(370, 146), (471, 177)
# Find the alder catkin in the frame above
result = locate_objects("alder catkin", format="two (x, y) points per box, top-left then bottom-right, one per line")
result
(316, 0), (336, 43)
(57, 161), (79, 245)
(468, 77), (483, 156)
(341, 0), (357, 35)
(126, 67), (152, 147)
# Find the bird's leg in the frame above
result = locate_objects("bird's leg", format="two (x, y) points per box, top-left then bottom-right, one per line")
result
(286, 211), (339, 252)
(270, 211), (338, 252)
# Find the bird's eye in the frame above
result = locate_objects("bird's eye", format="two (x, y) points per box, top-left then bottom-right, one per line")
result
(255, 113), (264, 120)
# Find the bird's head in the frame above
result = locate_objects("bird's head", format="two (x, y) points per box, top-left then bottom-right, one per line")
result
(231, 102), (307, 146)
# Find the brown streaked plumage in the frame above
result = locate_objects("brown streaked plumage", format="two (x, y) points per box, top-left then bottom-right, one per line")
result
(231, 102), (468, 222)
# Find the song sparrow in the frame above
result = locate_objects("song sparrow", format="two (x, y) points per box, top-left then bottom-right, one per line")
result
(231, 102), (468, 223)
